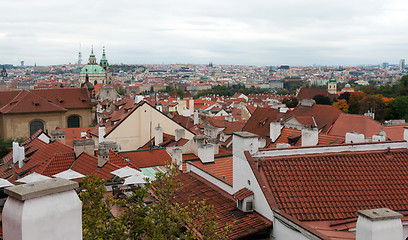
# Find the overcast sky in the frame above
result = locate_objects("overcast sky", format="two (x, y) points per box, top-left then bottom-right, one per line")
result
(1, 0), (407, 66)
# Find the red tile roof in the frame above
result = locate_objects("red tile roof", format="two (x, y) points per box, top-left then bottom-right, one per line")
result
(328, 113), (383, 137)
(187, 155), (233, 186)
(119, 148), (172, 168)
(382, 124), (408, 141)
(61, 127), (93, 146)
(28, 152), (76, 177)
(242, 107), (281, 140)
(268, 127), (344, 148)
(174, 172), (272, 239)
(283, 104), (342, 133)
(233, 188), (254, 201)
(249, 148), (408, 222)
(296, 88), (338, 101)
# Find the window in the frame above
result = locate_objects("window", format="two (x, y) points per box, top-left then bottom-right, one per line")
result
(30, 120), (44, 136)
(246, 201), (253, 211)
(67, 115), (80, 128)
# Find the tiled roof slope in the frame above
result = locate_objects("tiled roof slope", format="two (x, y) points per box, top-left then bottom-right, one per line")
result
(383, 124), (408, 141)
(0, 88), (92, 114)
(119, 148), (172, 168)
(242, 107), (281, 139)
(328, 113), (383, 137)
(174, 172), (272, 239)
(268, 127), (344, 148)
(187, 156), (233, 185)
(296, 88), (337, 100)
(254, 148), (408, 221)
(283, 104), (342, 133)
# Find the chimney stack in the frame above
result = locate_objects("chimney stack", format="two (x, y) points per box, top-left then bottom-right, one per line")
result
(51, 129), (66, 144)
(198, 144), (214, 163)
(346, 132), (365, 144)
(404, 127), (408, 142)
(194, 111), (199, 125)
(98, 148), (110, 168)
(12, 142), (25, 169)
(175, 129), (185, 142)
(301, 127), (318, 147)
(193, 135), (206, 155)
(207, 138), (220, 155)
(98, 125), (105, 144)
(155, 124), (163, 146)
(356, 208), (402, 240)
(269, 122), (283, 142)
(73, 139), (95, 157)
(2, 178), (82, 240)
(172, 148), (183, 166)
(99, 141), (119, 152)
(135, 95), (144, 104)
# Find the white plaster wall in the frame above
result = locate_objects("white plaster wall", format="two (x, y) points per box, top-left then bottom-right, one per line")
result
(356, 217), (402, 240)
(3, 190), (82, 240)
(106, 103), (194, 151)
(272, 219), (313, 240)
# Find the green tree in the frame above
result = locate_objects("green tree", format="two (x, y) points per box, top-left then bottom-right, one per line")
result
(79, 176), (126, 240)
(283, 97), (298, 108)
(348, 92), (365, 114)
(313, 95), (331, 105)
(386, 96), (408, 121)
(122, 165), (231, 240)
(0, 137), (25, 159)
(396, 75), (408, 96)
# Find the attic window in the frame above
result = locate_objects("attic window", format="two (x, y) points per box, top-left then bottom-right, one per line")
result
(258, 117), (268, 126)
(58, 98), (64, 103)
(33, 101), (40, 106)
(288, 135), (301, 145)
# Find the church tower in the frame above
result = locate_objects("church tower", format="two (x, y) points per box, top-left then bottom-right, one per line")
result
(328, 71), (337, 94)
(100, 46), (109, 83)
(88, 47), (97, 65)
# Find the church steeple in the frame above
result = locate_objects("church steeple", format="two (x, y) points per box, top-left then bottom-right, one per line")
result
(328, 71), (337, 94)
(89, 46), (97, 65)
(100, 46), (108, 67)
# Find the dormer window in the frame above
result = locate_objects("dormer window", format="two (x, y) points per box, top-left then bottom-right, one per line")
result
(233, 188), (254, 212)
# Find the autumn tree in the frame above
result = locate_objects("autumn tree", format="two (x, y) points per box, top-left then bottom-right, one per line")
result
(334, 99), (349, 113)
(348, 92), (365, 114)
(359, 95), (385, 122)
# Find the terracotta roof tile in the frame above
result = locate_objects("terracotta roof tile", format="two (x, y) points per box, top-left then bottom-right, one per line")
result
(188, 155), (233, 185)
(328, 113), (383, 137)
(174, 172), (272, 239)
(254, 148), (408, 221)
(233, 188), (254, 201)
(119, 148), (172, 168)
(383, 124), (408, 141)
(242, 107), (281, 139)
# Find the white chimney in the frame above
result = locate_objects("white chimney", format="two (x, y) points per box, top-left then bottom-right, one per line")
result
(172, 148), (183, 166)
(404, 127), (408, 142)
(98, 125), (105, 144)
(3, 178), (82, 240)
(135, 95), (144, 104)
(98, 148), (110, 168)
(51, 129), (66, 144)
(182, 109), (190, 117)
(13, 142), (25, 168)
(346, 132), (365, 143)
(356, 208), (402, 240)
(300, 99), (315, 107)
(372, 134), (386, 142)
(194, 111), (199, 125)
(198, 144), (214, 163)
(301, 127), (318, 147)
(175, 129), (185, 142)
(276, 143), (291, 149)
(80, 130), (86, 138)
(270, 122), (283, 142)
(155, 125), (163, 146)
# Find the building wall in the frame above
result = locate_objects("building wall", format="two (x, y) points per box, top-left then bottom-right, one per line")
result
(79, 73), (106, 85)
(0, 108), (93, 139)
(106, 103), (195, 151)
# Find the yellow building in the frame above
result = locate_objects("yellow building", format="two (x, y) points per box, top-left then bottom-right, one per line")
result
(0, 88), (94, 139)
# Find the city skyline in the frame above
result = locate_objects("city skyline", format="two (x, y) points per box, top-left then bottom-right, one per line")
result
(1, 0), (408, 66)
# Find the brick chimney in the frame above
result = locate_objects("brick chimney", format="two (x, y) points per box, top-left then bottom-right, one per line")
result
(175, 129), (185, 142)
(356, 208), (402, 240)
(2, 178), (82, 240)
(198, 144), (214, 163)
(51, 129), (66, 144)
(301, 127), (318, 147)
(73, 139), (95, 157)
(155, 124), (163, 146)
(98, 148), (110, 168)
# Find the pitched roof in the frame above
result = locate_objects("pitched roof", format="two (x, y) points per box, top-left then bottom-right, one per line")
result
(250, 148), (408, 222)
(283, 104), (342, 133)
(174, 172), (272, 239)
(187, 155), (233, 186)
(328, 113), (383, 137)
(119, 148), (172, 168)
(0, 88), (92, 114)
(268, 127), (344, 148)
(383, 124), (408, 141)
(296, 88), (338, 100)
(233, 188), (254, 201)
(242, 107), (281, 139)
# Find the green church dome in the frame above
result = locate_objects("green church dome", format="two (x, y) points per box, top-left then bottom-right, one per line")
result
(80, 64), (106, 74)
